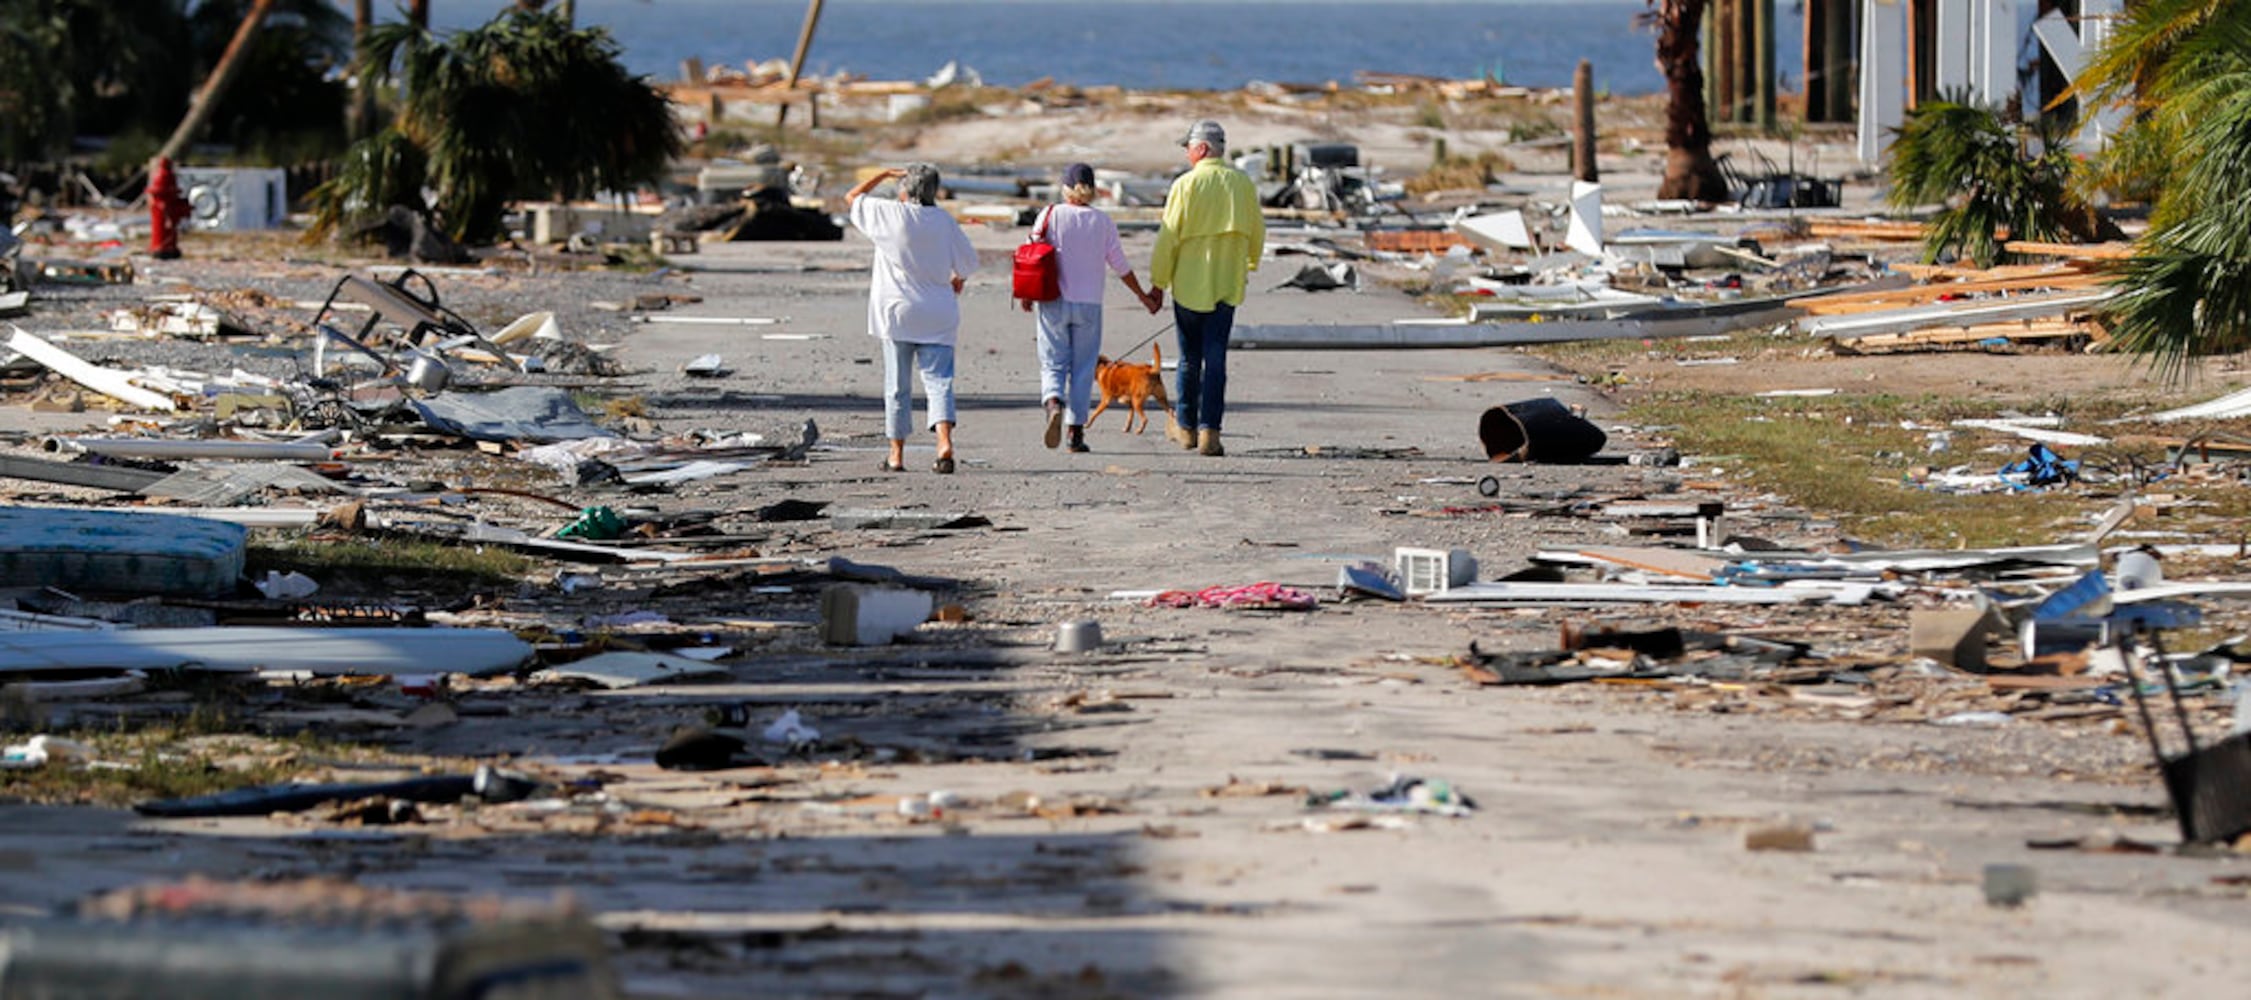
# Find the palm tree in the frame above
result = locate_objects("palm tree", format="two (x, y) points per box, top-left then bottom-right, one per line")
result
(348, 0), (375, 140)
(1885, 96), (2105, 268)
(2072, 0), (2251, 378)
(313, 8), (681, 244)
(1648, 0), (1728, 202)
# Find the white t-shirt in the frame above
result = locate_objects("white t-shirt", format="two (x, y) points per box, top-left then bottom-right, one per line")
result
(850, 195), (979, 345)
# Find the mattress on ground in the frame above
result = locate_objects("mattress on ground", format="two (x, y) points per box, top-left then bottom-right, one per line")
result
(0, 506), (246, 597)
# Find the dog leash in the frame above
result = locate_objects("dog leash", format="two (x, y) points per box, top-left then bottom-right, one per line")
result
(1111, 320), (1175, 362)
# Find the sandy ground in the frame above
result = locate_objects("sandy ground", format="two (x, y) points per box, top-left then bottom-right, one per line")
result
(3, 100), (2250, 998)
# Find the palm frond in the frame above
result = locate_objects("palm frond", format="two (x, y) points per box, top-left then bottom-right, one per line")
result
(319, 8), (682, 245)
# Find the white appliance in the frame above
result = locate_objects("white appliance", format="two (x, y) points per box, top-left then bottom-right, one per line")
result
(176, 167), (287, 231)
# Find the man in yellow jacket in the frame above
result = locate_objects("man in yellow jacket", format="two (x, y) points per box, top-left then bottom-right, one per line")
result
(1151, 119), (1264, 457)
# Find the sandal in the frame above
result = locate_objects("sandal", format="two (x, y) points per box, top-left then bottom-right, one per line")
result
(878, 459), (905, 473)
(932, 455), (956, 475)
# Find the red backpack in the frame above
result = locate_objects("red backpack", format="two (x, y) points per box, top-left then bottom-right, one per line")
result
(1011, 207), (1060, 304)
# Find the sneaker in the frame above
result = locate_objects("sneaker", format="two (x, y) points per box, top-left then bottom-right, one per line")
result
(1042, 399), (1063, 449)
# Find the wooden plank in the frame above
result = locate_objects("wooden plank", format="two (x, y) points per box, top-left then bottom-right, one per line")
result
(1366, 230), (1471, 254)
(2002, 240), (2136, 260)
(1803, 219), (1929, 240)
(1802, 288), (2115, 339)
(1797, 270), (2104, 315)
(1984, 674), (2105, 691)
(1889, 262), (2079, 282)
(1571, 546), (1729, 582)
(1840, 320), (2095, 351)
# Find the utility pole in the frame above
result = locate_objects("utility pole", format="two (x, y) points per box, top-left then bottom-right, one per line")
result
(155, 0), (278, 164)
(1573, 60), (1598, 183)
(776, 0), (825, 128)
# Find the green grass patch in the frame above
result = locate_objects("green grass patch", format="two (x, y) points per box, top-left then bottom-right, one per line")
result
(895, 87), (998, 126)
(1406, 150), (1512, 196)
(248, 536), (535, 592)
(0, 714), (422, 809)
(1629, 390), (2094, 547)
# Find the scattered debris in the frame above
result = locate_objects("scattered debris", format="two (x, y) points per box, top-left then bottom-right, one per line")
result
(1744, 824), (1817, 852)
(1151, 583), (1318, 611)
(819, 585), (934, 645)
(1307, 775), (1475, 818)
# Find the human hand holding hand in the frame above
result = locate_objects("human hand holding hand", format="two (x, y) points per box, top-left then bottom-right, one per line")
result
(1143, 288), (1164, 314)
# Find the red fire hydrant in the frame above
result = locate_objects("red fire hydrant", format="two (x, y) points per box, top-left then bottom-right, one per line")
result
(146, 157), (191, 260)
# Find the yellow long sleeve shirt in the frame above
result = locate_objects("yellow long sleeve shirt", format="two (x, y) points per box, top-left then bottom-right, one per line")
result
(1150, 158), (1265, 312)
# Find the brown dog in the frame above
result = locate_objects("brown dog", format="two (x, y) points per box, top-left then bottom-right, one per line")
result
(1087, 343), (1173, 434)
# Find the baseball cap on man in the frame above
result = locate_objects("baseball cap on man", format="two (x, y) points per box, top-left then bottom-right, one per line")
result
(1061, 162), (1096, 188)
(1179, 120), (1226, 148)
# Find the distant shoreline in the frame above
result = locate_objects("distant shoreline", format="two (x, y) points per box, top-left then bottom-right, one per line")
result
(422, 0), (1797, 96)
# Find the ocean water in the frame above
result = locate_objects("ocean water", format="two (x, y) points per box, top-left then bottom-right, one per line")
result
(429, 0), (1807, 97)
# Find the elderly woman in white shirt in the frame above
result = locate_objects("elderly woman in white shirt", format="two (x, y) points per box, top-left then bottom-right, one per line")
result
(847, 163), (979, 474)
(1024, 162), (1161, 453)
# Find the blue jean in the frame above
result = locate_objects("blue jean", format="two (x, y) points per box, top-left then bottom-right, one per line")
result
(1034, 300), (1103, 425)
(1172, 301), (1235, 432)
(882, 338), (956, 441)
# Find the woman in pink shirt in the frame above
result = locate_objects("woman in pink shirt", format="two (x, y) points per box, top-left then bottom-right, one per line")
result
(1023, 162), (1161, 453)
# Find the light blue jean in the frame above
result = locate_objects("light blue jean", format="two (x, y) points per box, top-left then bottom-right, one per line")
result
(1173, 301), (1235, 432)
(1034, 300), (1103, 425)
(882, 338), (956, 441)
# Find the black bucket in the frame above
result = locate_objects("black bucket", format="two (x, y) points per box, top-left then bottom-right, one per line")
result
(1479, 398), (1606, 463)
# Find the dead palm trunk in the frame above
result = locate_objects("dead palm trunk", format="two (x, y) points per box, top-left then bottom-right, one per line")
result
(154, 0), (279, 164)
(1652, 0), (1729, 202)
(348, 0), (375, 140)
(409, 0), (429, 30)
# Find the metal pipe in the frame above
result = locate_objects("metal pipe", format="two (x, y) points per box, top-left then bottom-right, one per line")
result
(61, 438), (335, 462)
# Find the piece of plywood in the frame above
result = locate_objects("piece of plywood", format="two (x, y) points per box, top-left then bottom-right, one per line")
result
(1571, 546), (1731, 582)
(2002, 240), (2136, 260)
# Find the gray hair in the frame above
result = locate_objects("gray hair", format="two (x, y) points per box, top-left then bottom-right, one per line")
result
(1195, 139), (1225, 159)
(900, 162), (941, 206)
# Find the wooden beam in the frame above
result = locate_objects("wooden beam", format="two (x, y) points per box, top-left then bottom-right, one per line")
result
(1797, 269), (2106, 315)
(2001, 240), (2137, 260)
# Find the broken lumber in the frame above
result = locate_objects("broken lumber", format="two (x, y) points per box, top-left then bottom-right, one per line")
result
(1803, 219), (1929, 241)
(2002, 240), (2136, 260)
(6, 325), (177, 412)
(1836, 318), (2102, 352)
(1795, 269), (2105, 316)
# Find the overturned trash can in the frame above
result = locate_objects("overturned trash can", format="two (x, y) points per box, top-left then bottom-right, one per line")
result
(1479, 398), (1606, 463)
